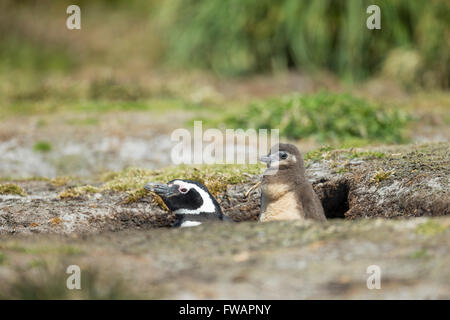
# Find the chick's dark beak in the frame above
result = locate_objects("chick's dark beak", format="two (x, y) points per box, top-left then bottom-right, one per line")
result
(260, 153), (279, 164)
(144, 182), (178, 197)
(259, 155), (271, 163)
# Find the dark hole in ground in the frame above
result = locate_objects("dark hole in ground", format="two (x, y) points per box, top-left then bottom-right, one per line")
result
(315, 179), (350, 219)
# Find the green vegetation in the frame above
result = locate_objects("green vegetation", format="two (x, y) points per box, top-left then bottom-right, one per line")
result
(50, 176), (74, 187)
(58, 185), (100, 199)
(416, 220), (448, 236)
(33, 141), (52, 153)
(160, 0), (449, 87)
(104, 164), (263, 195)
(217, 92), (409, 143)
(304, 146), (386, 162)
(0, 265), (133, 299)
(0, 252), (6, 265)
(371, 169), (395, 183)
(0, 97), (203, 119)
(0, 183), (26, 196)
(1, 1), (448, 89)
(0, 243), (83, 256)
(65, 117), (99, 126)
(58, 164), (264, 202)
(348, 151), (386, 159)
(409, 249), (429, 259)
(304, 146), (334, 161)
(0, 35), (76, 73)
(89, 77), (150, 101)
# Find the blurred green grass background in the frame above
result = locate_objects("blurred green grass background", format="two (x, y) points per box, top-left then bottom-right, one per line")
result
(0, 0), (448, 145)
(160, 0), (449, 86)
(1, 0), (448, 86)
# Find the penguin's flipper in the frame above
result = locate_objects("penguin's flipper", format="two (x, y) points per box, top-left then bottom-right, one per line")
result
(300, 184), (327, 222)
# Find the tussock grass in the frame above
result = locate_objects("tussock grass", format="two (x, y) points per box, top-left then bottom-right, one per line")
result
(160, 0), (449, 88)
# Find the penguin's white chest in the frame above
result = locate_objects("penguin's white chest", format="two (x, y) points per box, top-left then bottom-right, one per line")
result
(180, 221), (202, 227)
(261, 183), (304, 221)
(261, 182), (291, 199)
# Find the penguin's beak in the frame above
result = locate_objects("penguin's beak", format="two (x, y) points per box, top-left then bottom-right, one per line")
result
(260, 153), (278, 164)
(144, 182), (179, 198)
(259, 155), (271, 163)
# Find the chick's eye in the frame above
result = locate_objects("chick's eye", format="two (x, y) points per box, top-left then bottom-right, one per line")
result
(179, 188), (188, 193)
(280, 152), (288, 160)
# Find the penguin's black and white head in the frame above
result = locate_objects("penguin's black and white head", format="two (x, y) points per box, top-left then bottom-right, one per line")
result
(260, 143), (305, 173)
(144, 179), (223, 227)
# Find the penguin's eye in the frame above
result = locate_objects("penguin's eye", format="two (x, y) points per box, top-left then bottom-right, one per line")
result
(279, 152), (288, 160)
(179, 188), (188, 194)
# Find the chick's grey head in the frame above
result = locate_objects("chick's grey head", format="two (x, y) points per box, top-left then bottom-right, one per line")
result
(260, 143), (305, 173)
(144, 179), (222, 216)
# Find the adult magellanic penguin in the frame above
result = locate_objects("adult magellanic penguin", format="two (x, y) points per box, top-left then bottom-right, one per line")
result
(145, 179), (231, 227)
(259, 143), (326, 222)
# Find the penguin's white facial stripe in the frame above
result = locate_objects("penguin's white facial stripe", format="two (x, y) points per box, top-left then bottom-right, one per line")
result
(169, 181), (191, 194)
(171, 180), (216, 215)
(180, 221), (202, 227)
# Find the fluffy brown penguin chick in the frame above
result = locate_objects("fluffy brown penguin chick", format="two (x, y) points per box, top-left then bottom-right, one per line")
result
(259, 143), (326, 222)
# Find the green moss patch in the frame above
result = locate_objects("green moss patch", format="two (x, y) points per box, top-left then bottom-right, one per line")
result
(0, 183), (26, 196)
(375, 143), (449, 180)
(304, 145), (386, 163)
(59, 164), (264, 203)
(58, 185), (100, 199)
(105, 165), (262, 192)
(104, 164), (264, 203)
(371, 169), (395, 184)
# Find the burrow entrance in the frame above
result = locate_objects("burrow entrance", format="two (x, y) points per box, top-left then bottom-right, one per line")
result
(315, 178), (351, 219)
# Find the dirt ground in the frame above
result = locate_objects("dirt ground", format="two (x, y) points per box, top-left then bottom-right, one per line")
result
(0, 141), (448, 299)
(1, 142), (448, 234)
(0, 217), (448, 299)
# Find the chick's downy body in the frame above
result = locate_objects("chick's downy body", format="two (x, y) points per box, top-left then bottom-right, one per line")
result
(259, 143), (326, 222)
